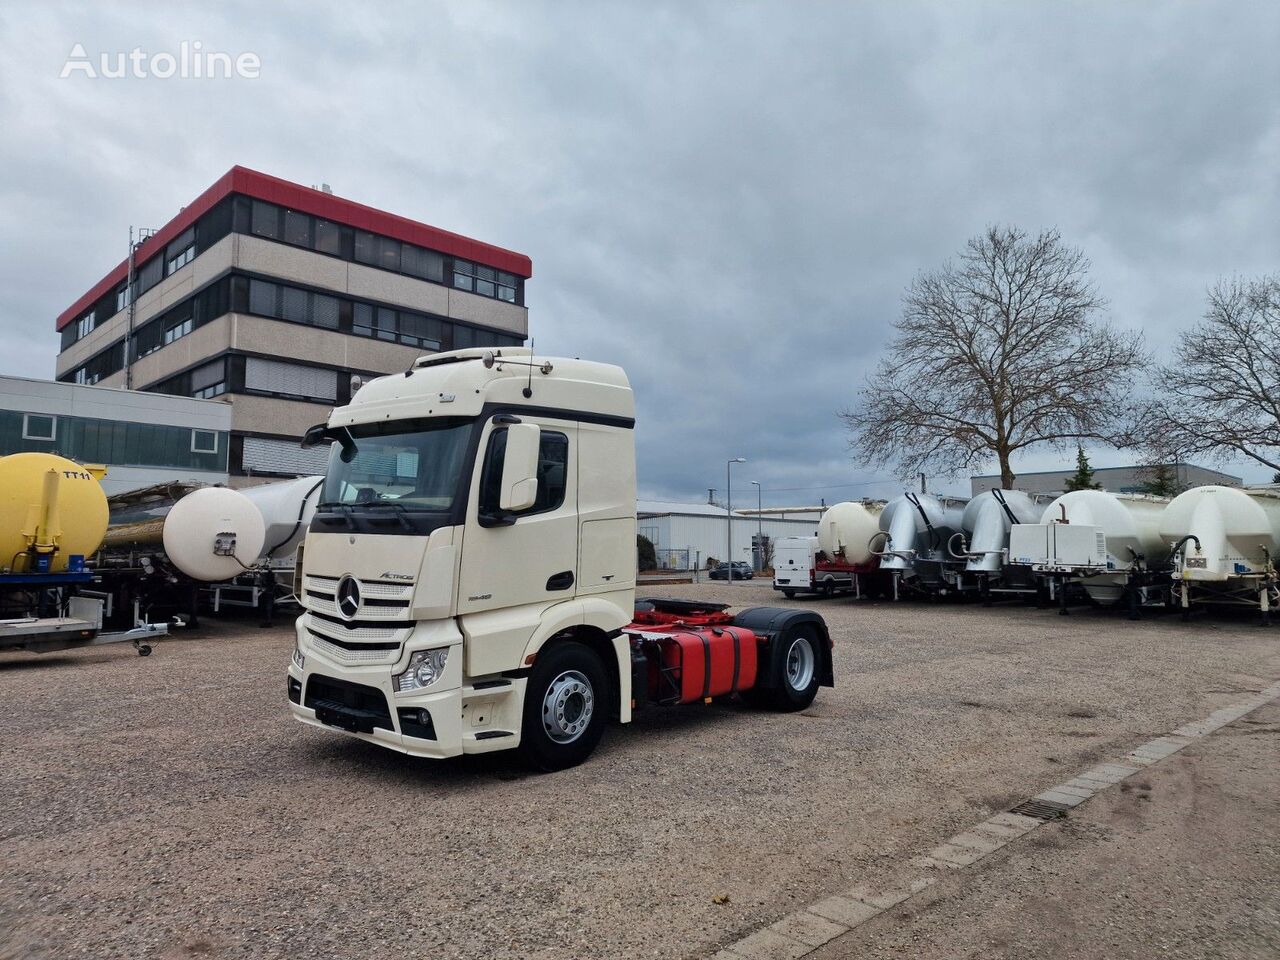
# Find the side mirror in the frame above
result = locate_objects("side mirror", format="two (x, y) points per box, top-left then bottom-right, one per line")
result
(500, 423), (540, 512)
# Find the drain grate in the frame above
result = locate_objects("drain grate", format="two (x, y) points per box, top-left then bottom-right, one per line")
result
(1008, 798), (1071, 821)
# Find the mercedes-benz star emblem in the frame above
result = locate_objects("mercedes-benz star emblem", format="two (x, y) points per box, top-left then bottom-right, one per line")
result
(336, 575), (361, 620)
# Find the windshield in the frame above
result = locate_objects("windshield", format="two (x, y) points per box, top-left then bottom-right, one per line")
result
(320, 418), (472, 511)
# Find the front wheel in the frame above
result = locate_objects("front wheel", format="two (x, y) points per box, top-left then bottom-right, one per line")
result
(741, 625), (821, 712)
(518, 642), (608, 771)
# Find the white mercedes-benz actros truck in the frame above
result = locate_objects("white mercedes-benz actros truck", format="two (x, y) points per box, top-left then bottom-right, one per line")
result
(287, 348), (832, 769)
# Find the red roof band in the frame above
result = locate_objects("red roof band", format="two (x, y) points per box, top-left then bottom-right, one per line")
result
(56, 166), (533, 331)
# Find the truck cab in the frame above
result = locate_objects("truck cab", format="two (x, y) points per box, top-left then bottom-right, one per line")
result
(288, 348), (832, 769)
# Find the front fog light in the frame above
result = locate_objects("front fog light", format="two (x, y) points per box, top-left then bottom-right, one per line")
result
(292, 646), (305, 671)
(394, 648), (449, 692)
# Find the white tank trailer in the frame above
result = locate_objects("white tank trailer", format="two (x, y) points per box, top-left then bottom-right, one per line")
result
(98, 476), (321, 624)
(817, 501), (884, 566)
(814, 500), (887, 598)
(1008, 490), (1171, 615)
(957, 489), (1043, 599)
(239, 476), (324, 570)
(876, 492), (968, 596)
(1159, 485), (1280, 620)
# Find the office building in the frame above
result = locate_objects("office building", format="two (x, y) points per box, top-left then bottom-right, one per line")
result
(54, 166), (531, 483)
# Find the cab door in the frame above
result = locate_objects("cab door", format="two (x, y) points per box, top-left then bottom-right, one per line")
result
(456, 417), (578, 674)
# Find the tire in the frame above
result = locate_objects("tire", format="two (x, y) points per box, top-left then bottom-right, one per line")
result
(518, 642), (608, 771)
(821, 581), (835, 598)
(740, 624), (821, 712)
(782, 590), (796, 599)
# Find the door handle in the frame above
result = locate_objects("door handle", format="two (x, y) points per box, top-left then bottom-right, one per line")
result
(546, 570), (574, 591)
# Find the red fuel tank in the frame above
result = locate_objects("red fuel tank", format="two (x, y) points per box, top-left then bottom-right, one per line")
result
(650, 625), (758, 703)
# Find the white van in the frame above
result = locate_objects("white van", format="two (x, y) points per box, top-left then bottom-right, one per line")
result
(773, 535), (855, 598)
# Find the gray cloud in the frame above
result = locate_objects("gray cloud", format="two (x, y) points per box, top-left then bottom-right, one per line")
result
(1, 1), (1277, 504)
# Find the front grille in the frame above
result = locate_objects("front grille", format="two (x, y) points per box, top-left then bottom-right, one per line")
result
(307, 614), (406, 643)
(305, 591), (411, 621)
(309, 631), (400, 665)
(305, 675), (394, 733)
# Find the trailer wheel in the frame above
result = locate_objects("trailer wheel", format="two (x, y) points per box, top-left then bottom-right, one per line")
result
(742, 624), (821, 711)
(821, 581), (835, 598)
(518, 642), (607, 772)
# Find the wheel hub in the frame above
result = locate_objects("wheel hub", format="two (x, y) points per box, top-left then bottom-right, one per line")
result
(785, 635), (815, 691)
(542, 670), (595, 744)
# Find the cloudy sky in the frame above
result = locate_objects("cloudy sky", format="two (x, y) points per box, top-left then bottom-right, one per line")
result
(1, 2), (1277, 505)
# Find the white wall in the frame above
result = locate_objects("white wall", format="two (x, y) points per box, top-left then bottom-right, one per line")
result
(638, 512), (819, 567)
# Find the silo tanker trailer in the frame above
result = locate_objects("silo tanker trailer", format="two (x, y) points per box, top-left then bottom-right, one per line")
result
(874, 491), (968, 598)
(1160, 485), (1280, 621)
(287, 348), (834, 770)
(954, 489), (1044, 602)
(1008, 489), (1171, 618)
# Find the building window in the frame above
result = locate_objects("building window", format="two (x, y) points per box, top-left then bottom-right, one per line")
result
(116, 284), (131, 313)
(353, 230), (377, 265)
(248, 278), (279, 317)
(22, 414), (57, 441)
(402, 245), (444, 282)
(190, 359), (227, 399)
(452, 260), (518, 302)
(315, 218), (342, 255)
(244, 356), (339, 402)
(377, 236), (401, 272)
(77, 311), (95, 339)
(313, 293), (340, 329)
(165, 227), (196, 275)
(135, 254), (163, 298)
(283, 209), (312, 247)
(251, 200), (281, 240)
(191, 430), (219, 454)
(162, 307), (194, 345)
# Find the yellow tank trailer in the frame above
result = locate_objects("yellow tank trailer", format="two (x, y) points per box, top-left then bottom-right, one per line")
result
(0, 453), (166, 655)
(0, 452), (109, 574)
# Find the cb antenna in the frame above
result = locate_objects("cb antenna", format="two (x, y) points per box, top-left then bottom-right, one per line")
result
(524, 339), (535, 398)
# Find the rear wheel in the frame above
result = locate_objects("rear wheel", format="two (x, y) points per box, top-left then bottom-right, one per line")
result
(782, 590), (796, 599)
(518, 642), (608, 771)
(741, 625), (822, 711)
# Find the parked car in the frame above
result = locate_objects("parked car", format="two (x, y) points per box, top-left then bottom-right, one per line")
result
(709, 560), (754, 580)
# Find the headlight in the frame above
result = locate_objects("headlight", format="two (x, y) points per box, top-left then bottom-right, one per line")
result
(292, 646), (305, 671)
(394, 647), (449, 692)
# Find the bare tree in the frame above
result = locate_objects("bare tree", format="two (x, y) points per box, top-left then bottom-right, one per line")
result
(843, 226), (1146, 489)
(1139, 275), (1280, 472)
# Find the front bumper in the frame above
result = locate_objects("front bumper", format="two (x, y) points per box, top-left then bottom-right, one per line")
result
(287, 618), (525, 758)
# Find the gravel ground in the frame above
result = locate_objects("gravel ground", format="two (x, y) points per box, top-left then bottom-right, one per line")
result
(809, 699), (1280, 960)
(2, 582), (1277, 960)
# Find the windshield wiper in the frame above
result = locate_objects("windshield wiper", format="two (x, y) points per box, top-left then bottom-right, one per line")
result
(315, 501), (357, 529)
(363, 500), (415, 531)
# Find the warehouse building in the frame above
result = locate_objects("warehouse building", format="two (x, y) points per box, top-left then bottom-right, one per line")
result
(54, 166), (530, 484)
(637, 500), (821, 570)
(970, 462), (1240, 497)
(0, 374), (230, 495)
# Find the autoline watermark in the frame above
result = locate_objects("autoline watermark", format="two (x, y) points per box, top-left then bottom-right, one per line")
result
(60, 41), (261, 79)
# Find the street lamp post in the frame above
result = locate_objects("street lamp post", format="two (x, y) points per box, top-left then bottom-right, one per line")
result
(727, 457), (746, 585)
(750, 480), (762, 572)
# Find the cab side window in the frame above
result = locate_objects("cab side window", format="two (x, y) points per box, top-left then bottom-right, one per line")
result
(478, 429), (569, 517)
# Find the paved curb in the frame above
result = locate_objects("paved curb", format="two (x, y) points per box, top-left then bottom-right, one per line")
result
(709, 680), (1280, 959)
